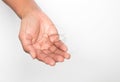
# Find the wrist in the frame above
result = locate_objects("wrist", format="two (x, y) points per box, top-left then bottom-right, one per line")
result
(21, 1), (41, 19)
(3, 0), (41, 19)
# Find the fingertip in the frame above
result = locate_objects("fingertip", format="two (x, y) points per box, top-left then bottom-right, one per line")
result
(57, 56), (64, 62)
(65, 53), (71, 59)
(30, 51), (36, 59)
(44, 57), (56, 66)
(61, 45), (68, 51)
(54, 40), (68, 51)
(49, 61), (56, 66)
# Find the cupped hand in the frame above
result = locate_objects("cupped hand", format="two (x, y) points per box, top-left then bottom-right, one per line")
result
(19, 10), (70, 66)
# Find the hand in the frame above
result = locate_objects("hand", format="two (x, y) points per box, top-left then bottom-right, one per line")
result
(19, 9), (70, 66)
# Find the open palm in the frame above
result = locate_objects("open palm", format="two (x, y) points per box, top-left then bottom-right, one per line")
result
(19, 11), (70, 66)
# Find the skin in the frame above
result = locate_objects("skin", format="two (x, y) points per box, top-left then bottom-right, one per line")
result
(3, 0), (70, 66)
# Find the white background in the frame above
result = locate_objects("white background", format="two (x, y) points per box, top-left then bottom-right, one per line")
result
(0, 0), (120, 82)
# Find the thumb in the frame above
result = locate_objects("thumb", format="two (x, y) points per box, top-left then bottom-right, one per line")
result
(19, 34), (36, 59)
(25, 45), (36, 59)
